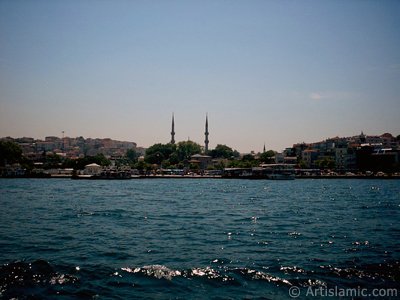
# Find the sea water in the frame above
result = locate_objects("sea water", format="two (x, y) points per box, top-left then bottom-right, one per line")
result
(0, 178), (399, 299)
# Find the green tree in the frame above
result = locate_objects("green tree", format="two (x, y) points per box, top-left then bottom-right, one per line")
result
(135, 160), (148, 172)
(242, 154), (255, 162)
(175, 141), (202, 161)
(316, 157), (335, 170)
(126, 149), (138, 163)
(227, 160), (240, 168)
(145, 151), (165, 165)
(43, 153), (62, 169)
(209, 144), (240, 159)
(93, 153), (111, 166)
(74, 153), (111, 169)
(240, 154), (259, 168)
(259, 150), (275, 163)
(62, 158), (76, 169)
(0, 140), (23, 166)
(298, 159), (307, 169)
(169, 152), (180, 165)
(145, 143), (176, 164)
(213, 160), (227, 170)
(189, 163), (199, 170)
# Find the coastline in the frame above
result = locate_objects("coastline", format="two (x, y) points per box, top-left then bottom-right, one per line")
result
(1, 174), (400, 180)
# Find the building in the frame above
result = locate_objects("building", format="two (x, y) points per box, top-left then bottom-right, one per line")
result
(335, 147), (356, 171)
(357, 145), (400, 172)
(380, 133), (398, 149)
(168, 113), (210, 153)
(190, 154), (212, 170)
(302, 149), (320, 168)
(84, 163), (102, 175)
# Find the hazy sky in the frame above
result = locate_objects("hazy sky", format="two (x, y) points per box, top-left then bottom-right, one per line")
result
(1, 0), (399, 152)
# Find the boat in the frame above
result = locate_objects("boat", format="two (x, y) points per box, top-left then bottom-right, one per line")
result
(222, 164), (295, 180)
(257, 164), (295, 180)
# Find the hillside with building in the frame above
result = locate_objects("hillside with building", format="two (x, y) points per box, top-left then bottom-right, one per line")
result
(283, 132), (400, 174)
(0, 136), (144, 161)
(0, 114), (399, 178)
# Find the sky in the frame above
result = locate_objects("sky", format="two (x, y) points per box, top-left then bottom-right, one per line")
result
(0, 0), (399, 153)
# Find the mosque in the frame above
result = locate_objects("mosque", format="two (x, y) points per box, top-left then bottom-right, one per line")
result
(170, 114), (211, 169)
(170, 114), (209, 153)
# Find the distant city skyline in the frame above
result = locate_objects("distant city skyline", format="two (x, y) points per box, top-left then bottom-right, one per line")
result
(2, 129), (398, 156)
(1, 1), (399, 152)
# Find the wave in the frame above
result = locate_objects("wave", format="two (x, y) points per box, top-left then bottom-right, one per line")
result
(0, 260), (79, 298)
(121, 264), (293, 286)
(317, 261), (400, 284)
(120, 261), (400, 289)
(2, 260), (399, 298)
(121, 265), (182, 280)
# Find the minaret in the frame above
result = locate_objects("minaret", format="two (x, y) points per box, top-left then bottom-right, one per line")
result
(263, 143), (266, 153)
(204, 114), (209, 153)
(170, 113), (175, 144)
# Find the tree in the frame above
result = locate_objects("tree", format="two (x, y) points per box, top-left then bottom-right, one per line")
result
(227, 159), (241, 168)
(62, 158), (76, 169)
(315, 157), (335, 170)
(93, 153), (111, 166)
(43, 153), (62, 169)
(259, 150), (275, 163)
(213, 160), (226, 170)
(240, 154), (259, 167)
(126, 149), (138, 163)
(0, 140), (23, 166)
(169, 152), (179, 165)
(73, 153), (111, 169)
(298, 159), (307, 169)
(145, 151), (165, 165)
(242, 154), (255, 162)
(135, 160), (148, 172)
(145, 143), (176, 164)
(175, 141), (202, 161)
(209, 144), (240, 159)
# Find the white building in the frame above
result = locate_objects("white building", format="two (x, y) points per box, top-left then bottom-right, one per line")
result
(84, 163), (102, 175)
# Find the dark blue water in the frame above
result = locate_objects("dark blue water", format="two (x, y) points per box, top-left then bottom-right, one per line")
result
(0, 179), (399, 299)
